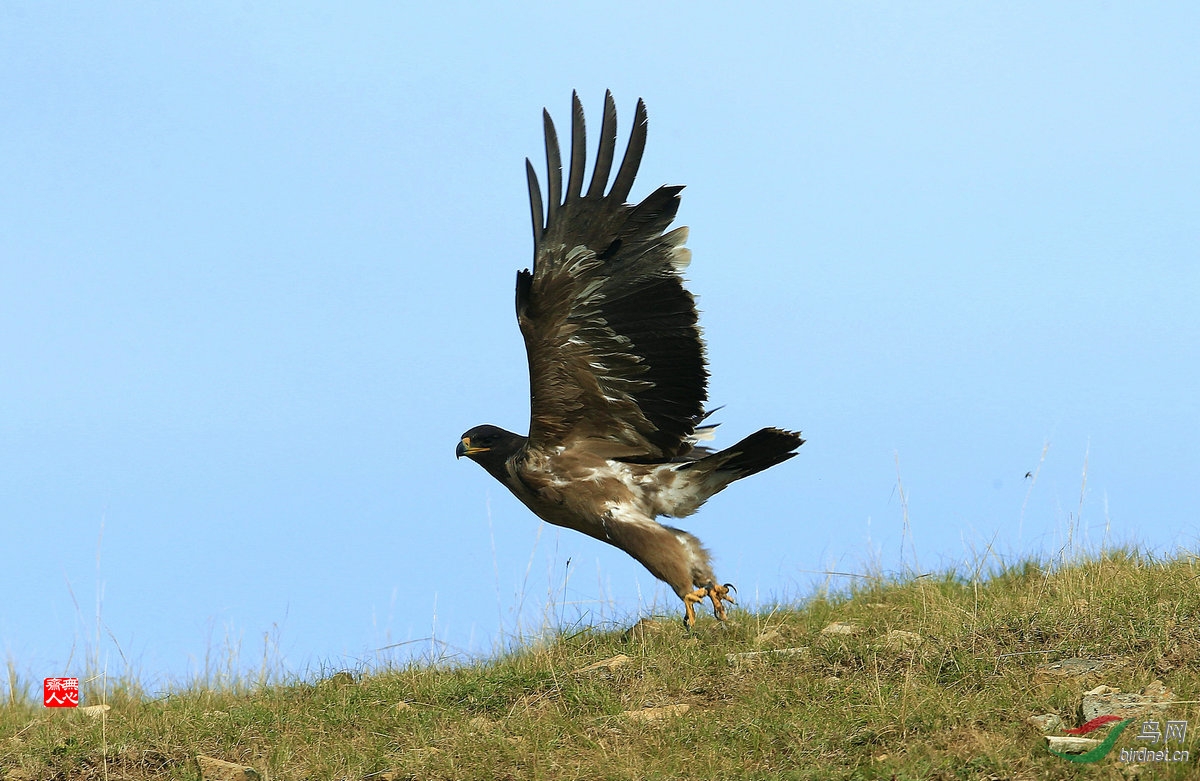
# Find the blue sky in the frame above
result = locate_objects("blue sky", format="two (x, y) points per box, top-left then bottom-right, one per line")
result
(3, 2), (1197, 693)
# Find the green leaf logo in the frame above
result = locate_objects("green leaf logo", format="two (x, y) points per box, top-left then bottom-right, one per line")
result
(1048, 718), (1134, 764)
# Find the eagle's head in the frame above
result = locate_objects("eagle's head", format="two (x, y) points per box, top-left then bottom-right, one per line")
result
(456, 424), (527, 480)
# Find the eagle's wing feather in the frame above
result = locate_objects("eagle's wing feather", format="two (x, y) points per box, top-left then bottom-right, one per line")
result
(515, 91), (708, 461)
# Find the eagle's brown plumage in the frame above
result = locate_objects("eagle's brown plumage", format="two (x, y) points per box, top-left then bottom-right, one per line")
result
(458, 92), (804, 627)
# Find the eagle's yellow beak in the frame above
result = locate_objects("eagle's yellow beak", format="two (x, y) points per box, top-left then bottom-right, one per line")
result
(456, 437), (489, 459)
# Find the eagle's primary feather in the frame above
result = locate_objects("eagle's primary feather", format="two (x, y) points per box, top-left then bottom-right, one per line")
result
(458, 92), (804, 627)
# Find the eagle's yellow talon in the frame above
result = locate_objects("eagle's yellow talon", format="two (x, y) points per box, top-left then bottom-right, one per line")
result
(682, 587), (708, 628)
(682, 584), (735, 625)
(707, 583), (736, 621)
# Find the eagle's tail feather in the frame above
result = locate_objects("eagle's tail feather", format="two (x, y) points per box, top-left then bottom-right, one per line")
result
(705, 427), (804, 478)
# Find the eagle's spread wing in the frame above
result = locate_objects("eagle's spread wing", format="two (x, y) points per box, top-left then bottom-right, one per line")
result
(516, 92), (708, 461)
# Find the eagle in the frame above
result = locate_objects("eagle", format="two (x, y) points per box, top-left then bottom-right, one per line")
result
(457, 92), (804, 627)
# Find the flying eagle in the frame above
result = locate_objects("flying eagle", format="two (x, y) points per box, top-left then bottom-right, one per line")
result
(457, 92), (803, 627)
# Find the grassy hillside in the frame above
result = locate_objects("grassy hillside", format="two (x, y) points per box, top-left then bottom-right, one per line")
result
(3, 550), (1198, 780)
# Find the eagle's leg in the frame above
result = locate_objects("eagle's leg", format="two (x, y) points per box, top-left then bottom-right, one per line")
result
(657, 526), (735, 628)
(681, 583), (736, 627)
(682, 588), (707, 628)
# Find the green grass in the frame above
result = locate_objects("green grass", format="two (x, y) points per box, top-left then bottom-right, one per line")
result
(3, 550), (1199, 779)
